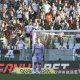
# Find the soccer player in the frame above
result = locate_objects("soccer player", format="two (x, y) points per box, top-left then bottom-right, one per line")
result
(32, 38), (44, 74)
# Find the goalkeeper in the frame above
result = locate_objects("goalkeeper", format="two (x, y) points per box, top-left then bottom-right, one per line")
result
(32, 38), (44, 74)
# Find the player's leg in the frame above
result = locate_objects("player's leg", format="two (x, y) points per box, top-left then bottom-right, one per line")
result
(36, 56), (42, 73)
(32, 55), (37, 74)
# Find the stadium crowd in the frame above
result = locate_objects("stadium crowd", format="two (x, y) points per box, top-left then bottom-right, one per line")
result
(0, 0), (80, 49)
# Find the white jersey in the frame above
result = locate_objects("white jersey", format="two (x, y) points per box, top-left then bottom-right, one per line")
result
(25, 25), (33, 33)
(42, 3), (51, 13)
(16, 40), (25, 49)
(16, 9), (23, 18)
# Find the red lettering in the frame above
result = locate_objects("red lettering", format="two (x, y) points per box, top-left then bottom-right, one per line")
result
(13, 64), (19, 68)
(1, 63), (32, 74)
(28, 64), (31, 68)
(22, 64), (26, 67)
(3, 64), (13, 74)
(22, 64), (31, 68)
(0, 64), (4, 67)
(19, 64), (23, 68)
(14, 64), (26, 68)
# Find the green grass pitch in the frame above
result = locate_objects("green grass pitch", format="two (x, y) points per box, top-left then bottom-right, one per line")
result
(0, 74), (80, 80)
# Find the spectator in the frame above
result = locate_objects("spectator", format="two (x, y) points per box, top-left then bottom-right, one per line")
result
(8, 6), (15, 20)
(51, 3), (57, 16)
(23, 6), (29, 20)
(25, 20), (33, 37)
(42, 1), (51, 14)
(16, 7), (23, 22)
(16, 37), (25, 61)
(3, 36), (8, 48)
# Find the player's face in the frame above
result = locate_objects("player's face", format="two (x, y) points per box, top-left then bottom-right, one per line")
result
(36, 38), (41, 44)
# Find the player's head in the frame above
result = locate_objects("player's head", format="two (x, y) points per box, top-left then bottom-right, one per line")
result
(36, 38), (41, 44)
